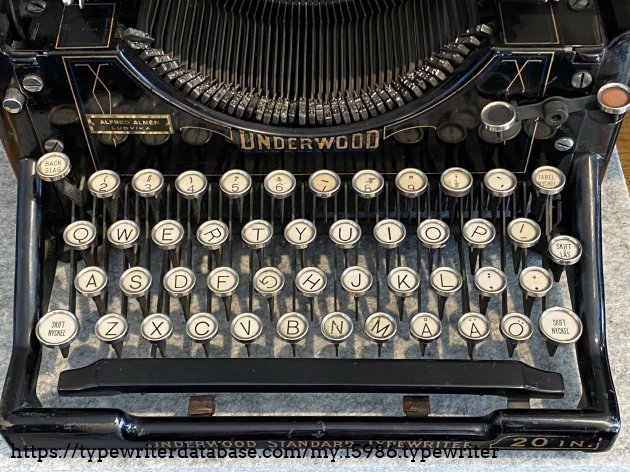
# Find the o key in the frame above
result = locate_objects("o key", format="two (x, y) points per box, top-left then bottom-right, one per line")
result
(417, 219), (450, 249)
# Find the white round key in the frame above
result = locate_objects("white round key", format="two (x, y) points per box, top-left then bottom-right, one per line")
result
(107, 219), (140, 250)
(507, 218), (541, 249)
(175, 170), (208, 199)
(365, 312), (397, 342)
(36, 310), (79, 349)
(500, 313), (533, 343)
(548, 235), (582, 266)
(440, 167), (473, 197)
(163, 266), (196, 298)
(352, 169), (385, 198)
(241, 219), (273, 249)
(340, 266), (373, 297)
(373, 219), (406, 249)
(74, 266), (108, 298)
(329, 219), (362, 249)
(388, 266), (420, 297)
(277, 312), (309, 343)
(264, 170), (297, 199)
(321, 312), (354, 343)
(186, 312), (219, 342)
(474, 266), (507, 298)
(295, 267), (327, 297)
(141, 313), (174, 343)
(532, 166), (566, 196)
(395, 168), (428, 198)
(151, 219), (185, 251)
(95, 313), (128, 344)
(253, 267), (285, 298)
(231, 313), (264, 343)
(417, 219), (450, 249)
(197, 220), (229, 250)
(519, 266), (553, 298)
(484, 168), (517, 198)
(457, 312), (491, 342)
(430, 267), (463, 297)
(462, 218), (496, 249)
(132, 169), (165, 198)
(308, 169), (341, 198)
(207, 267), (239, 297)
(539, 307), (583, 344)
(63, 220), (97, 251)
(88, 169), (121, 199)
(410, 312), (442, 343)
(36, 152), (71, 182)
(119, 267), (152, 298)
(219, 169), (252, 199)
(284, 219), (317, 249)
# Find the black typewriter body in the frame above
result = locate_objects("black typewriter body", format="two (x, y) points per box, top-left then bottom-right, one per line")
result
(0, 0), (627, 452)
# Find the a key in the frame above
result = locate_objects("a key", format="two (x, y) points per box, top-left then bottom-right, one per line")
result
(107, 219), (141, 266)
(36, 152), (84, 207)
(119, 267), (152, 318)
(507, 218), (541, 273)
(462, 218), (496, 273)
(74, 266), (108, 317)
(175, 170), (208, 222)
(309, 169), (341, 222)
(242, 219), (273, 268)
(457, 312), (490, 359)
(388, 266), (420, 320)
(500, 312), (533, 358)
(186, 312), (219, 357)
(518, 266), (553, 317)
(219, 169), (252, 222)
(63, 220), (97, 266)
(197, 220), (229, 264)
(395, 168), (428, 199)
(531, 166), (566, 223)
(538, 307), (583, 357)
(264, 170), (297, 223)
(152, 219), (185, 265)
(36, 310), (80, 359)
(430, 267), (463, 319)
(374, 219), (406, 274)
(207, 267), (239, 321)
(277, 312), (309, 357)
(417, 219), (450, 272)
(295, 267), (327, 320)
(163, 267), (196, 320)
(473, 266), (507, 315)
(409, 312), (442, 356)
(340, 266), (373, 320)
(321, 312), (353, 356)
(548, 235), (582, 282)
(231, 313), (264, 357)
(94, 313), (128, 358)
(365, 312), (397, 357)
(132, 169), (165, 222)
(141, 313), (173, 358)
(253, 267), (285, 320)
(88, 169), (121, 220)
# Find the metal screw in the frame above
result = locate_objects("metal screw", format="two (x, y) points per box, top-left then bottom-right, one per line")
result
(571, 71), (592, 89)
(26, 0), (46, 15)
(22, 74), (44, 93)
(44, 138), (64, 153)
(3, 88), (25, 114)
(568, 0), (590, 11)
(554, 137), (575, 152)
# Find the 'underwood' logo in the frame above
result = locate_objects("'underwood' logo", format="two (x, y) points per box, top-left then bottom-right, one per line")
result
(238, 130), (380, 152)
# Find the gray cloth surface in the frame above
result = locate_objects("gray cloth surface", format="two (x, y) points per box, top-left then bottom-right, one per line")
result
(0, 149), (627, 470)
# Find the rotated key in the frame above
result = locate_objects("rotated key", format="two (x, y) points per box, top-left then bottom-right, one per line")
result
(107, 219), (141, 266)
(277, 312), (309, 357)
(410, 312), (442, 356)
(462, 218), (495, 273)
(474, 266), (507, 315)
(457, 312), (490, 360)
(94, 313), (128, 358)
(231, 313), (264, 357)
(388, 266), (420, 320)
(207, 267), (239, 321)
(340, 266), (373, 320)
(295, 267), (327, 321)
(507, 218), (541, 273)
(63, 220), (97, 266)
(548, 235), (582, 282)
(538, 307), (583, 357)
(163, 266), (196, 321)
(74, 266), (108, 317)
(141, 313), (174, 358)
(253, 267), (285, 320)
(186, 312), (219, 357)
(430, 267), (463, 319)
(88, 169), (121, 221)
(119, 267), (152, 318)
(518, 266), (553, 317)
(321, 312), (353, 357)
(365, 312), (397, 357)
(500, 312), (533, 358)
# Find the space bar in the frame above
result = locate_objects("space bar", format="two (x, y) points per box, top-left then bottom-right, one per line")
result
(57, 358), (564, 399)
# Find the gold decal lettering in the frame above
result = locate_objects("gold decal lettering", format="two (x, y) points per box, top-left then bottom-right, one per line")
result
(273, 136), (285, 150)
(288, 138), (297, 150)
(366, 130), (380, 149)
(300, 138), (313, 150)
(258, 134), (271, 150)
(352, 133), (363, 149)
(239, 131), (255, 151)
(336, 135), (348, 150)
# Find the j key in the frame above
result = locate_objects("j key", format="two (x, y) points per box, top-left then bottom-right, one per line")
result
(518, 266), (553, 317)
(88, 169), (121, 220)
(548, 235), (583, 282)
(388, 266), (420, 320)
(163, 266), (196, 320)
(36, 152), (84, 207)
(107, 219), (141, 266)
(457, 312), (490, 360)
(36, 309), (80, 359)
(186, 312), (219, 357)
(74, 266), (108, 317)
(395, 168), (428, 199)
(295, 267), (327, 320)
(119, 267), (152, 318)
(141, 313), (174, 358)
(500, 312), (533, 358)
(321, 312), (354, 356)
(94, 313), (128, 358)
(341, 266), (373, 320)
(231, 313), (264, 357)
(277, 312), (309, 357)
(507, 218), (541, 273)
(430, 267), (463, 319)
(410, 312), (442, 356)
(474, 266), (507, 315)
(253, 267), (285, 320)
(538, 307), (583, 357)
(365, 312), (397, 357)
(207, 267), (239, 321)
(63, 220), (97, 266)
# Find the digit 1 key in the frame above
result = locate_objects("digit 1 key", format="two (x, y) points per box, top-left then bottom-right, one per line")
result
(141, 313), (174, 358)
(457, 312), (490, 360)
(277, 312), (309, 357)
(74, 266), (108, 317)
(387, 266), (420, 320)
(538, 307), (583, 357)
(36, 309), (80, 359)
(94, 313), (128, 358)
(207, 267), (239, 321)
(321, 312), (354, 357)
(500, 312), (533, 358)
(231, 313), (264, 357)
(186, 312), (219, 357)
(295, 267), (327, 321)
(548, 235), (582, 282)
(409, 312), (442, 356)
(88, 169), (121, 221)
(365, 312), (397, 357)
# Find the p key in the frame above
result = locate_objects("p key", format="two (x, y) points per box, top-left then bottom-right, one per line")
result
(462, 218), (495, 273)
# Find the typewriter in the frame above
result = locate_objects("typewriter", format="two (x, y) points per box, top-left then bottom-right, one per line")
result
(0, 0), (625, 452)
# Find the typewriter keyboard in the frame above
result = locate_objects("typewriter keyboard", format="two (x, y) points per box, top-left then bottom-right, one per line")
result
(33, 152), (584, 415)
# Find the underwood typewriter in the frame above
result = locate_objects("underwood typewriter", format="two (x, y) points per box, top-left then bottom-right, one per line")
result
(0, 0), (625, 452)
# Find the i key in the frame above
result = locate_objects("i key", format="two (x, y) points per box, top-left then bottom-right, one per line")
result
(430, 267), (463, 320)
(253, 267), (285, 320)
(152, 219), (185, 266)
(186, 312), (219, 357)
(518, 266), (553, 317)
(277, 312), (309, 357)
(94, 313), (128, 358)
(548, 235), (582, 282)
(107, 219), (141, 266)
(340, 266), (373, 320)
(500, 312), (533, 358)
(74, 266), (108, 317)
(474, 266), (507, 315)
(462, 218), (495, 273)
(531, 166), (566, 224)
(175, 170), (208, 223)
(365, 312), (397, 357)
(374, 219), (406, 274)
(36, 310), (80, 359)
(457, 312), (490, 359)
(321, 312), (353, 356)
(141, 313), (174, 358)
(538, 307), (583, 357)
(295, 267), (327, 321)
(417, 219), (450, 272)
(410, 312), (442, 356)
(231, 313), (264, 357)
(308, 169), (342, 223)
(163, 267), (196, 321)
(219, 169), (252, 223)
(507, 218), (541, 273)
(63, 220), (97, 267)
(88, 169), (121, 221)
(119, 267), (152, 318)
(352, 169), (385, 221)
(388, 267), (420, 320)
(132, 169), (165, 222)
(36, 152), (84, 207)
(264, 170), (297, 223)
(207, 267), (239, 321)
